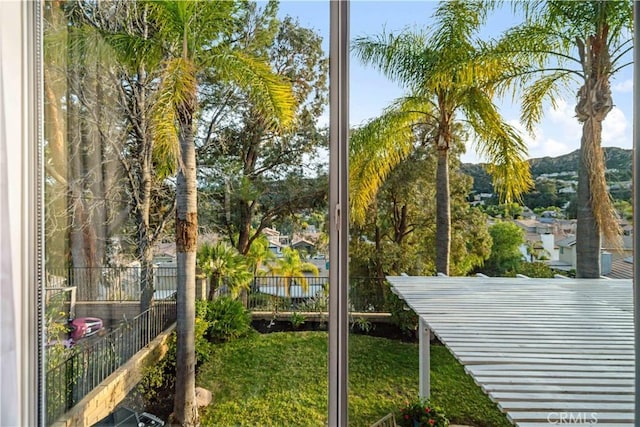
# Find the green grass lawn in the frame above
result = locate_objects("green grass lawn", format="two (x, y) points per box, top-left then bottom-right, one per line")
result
(197, 331), (512, 427)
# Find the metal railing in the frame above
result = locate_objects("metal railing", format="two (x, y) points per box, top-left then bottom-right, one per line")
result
(45, 301), (176, 425)
(46, 266), (391, 311)
(46, 266), (178, 302)
(215, 276), (390, 313)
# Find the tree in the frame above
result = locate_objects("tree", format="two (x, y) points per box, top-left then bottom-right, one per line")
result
(103, 2), (295, 424)
(350, 142), (492, 275)
(482, 221), (525, 276)
(246, 234), (276, 277)
(43, 1), (131, 299)
(197, 2), (328, 256)
(71, 0), (179, 310)
(268, 247), (319, 297)
(483, 202), (525, 219)
(351, 0), (532, 275)
(196, 242), (252, 300)
(496, 1), (632, 277)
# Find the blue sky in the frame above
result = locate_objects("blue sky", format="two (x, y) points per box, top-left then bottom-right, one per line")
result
(276, 1), (634, 164)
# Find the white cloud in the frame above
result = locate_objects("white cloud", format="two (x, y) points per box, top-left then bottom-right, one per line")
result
(613, 78), (633, 94)
(519, 99), (581, 159)
(547, 99), (581, 131)
(529, 138), (572, 159)
(602, 107), (630, 148)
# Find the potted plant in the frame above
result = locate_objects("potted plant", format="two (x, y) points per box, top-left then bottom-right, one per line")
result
(397, 398), (449, 427)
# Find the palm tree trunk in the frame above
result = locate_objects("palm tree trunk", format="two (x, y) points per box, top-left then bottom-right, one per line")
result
(574, 30), (617, 278)
(575, 139), (601, 278)
(208, 273), (220, 301)
(174, 105), (199, 426)
(435, 146), (451, 275)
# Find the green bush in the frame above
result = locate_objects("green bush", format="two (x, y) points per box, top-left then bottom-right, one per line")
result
(516, 261), (555, 278)
(290, 312), (306, 329)
(397, 398), (449, 427)
(202, 297), (252, 342)
(385, 292), (418, 335)
(137, 332), (176, 403)
(137, 314), (211, 404)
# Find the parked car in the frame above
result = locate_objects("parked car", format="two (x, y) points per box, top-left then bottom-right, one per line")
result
(68, 317), (104, 342)
(92, 406), (165, 427)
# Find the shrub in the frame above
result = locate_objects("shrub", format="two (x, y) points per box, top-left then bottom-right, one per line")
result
(136, 314), (211, 404)
(350, 316), (373, 333)
(202, 297), (252, 342)
(516, 261), (555, 278)
(290, 312), (306, 329)
(136, 333), (176, 403)
(385, 292), (418, 335)
(397, 398), (449, 427)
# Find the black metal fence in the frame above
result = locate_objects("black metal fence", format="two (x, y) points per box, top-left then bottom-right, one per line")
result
(46, 266), (392, 310)
(45, 301), (176, 425)
(217, 276), (390, 313)
(46, 266), (178, 302)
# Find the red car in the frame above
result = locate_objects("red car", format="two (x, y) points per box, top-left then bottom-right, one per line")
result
(68, 317), (104, 342)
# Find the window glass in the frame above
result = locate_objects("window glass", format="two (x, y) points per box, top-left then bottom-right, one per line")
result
(42, 1), (330, 425)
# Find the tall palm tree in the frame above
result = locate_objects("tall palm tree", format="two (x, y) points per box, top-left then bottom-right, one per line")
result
(351, 0), (532, 275)
(494, 0), (632, 278)
(197, 242), (252, 300)
(269, 247), (319, 297)
(104, 2), (295, 425)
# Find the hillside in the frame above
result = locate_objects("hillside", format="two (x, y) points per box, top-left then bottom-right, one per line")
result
(462, 147), (632, 195)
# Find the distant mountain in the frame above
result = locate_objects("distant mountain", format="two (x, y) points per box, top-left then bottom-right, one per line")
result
(462, 147), (632, 195)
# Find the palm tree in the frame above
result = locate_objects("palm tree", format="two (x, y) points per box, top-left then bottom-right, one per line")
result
(243, 234), (276, 306)
(495, 1), (632, 277)
(269, 247), (319, 297)
(103, 2), (295, 425)
(197, 242), (252, 301)
(246, 234), (276, 277)
(351, 0), (532, 275)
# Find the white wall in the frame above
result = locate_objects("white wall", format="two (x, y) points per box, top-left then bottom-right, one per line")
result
(540, 233), (558, 261)
(0, 2), (37, 426)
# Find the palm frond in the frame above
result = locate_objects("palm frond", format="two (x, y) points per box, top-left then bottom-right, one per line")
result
(211, 49), (296, 132)
(349, 97), (432, 225)
(519, 71), (569, 134)
(151, 57), (197, 177)
(430, 0), (485, 56)
(352, 30), (434, 90)
(462, 88), (533, 202)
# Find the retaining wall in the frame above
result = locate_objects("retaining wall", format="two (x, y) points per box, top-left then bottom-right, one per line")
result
(51, 324), (175, 427)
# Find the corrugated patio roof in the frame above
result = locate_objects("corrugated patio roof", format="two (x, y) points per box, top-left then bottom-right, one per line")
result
(387, 276), (634, 427)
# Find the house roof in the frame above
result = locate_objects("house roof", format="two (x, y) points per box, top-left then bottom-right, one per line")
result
(556, 236), (576, 247)
(262, 227), (280, 237)
(605, 256), (634, 280)
(291, 238), (315, 248)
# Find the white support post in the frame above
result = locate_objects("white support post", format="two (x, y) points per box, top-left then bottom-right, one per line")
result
(418, 318), (430, 399)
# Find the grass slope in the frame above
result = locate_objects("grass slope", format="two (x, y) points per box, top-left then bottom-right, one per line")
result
(197, 331), (512, 427)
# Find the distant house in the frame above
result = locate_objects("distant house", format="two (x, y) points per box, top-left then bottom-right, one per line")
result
(556, 236), (577, 268)
(291, 238), (316, 256)
(262, 227), (290, 246)
(514, 219), (553, 235)
(261, 227), (291, 256)
(520, 207), (536, 220)
(267, 238), (285, 257)
(558, 186), (576, 194)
